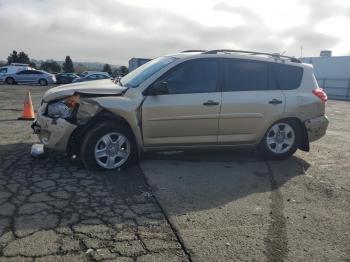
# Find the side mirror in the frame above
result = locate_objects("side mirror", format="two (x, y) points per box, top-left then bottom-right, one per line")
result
(148, 81), (168, 95)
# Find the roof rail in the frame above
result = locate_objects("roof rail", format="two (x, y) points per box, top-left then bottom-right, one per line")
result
(181, 50), (207, 53)
(203, 49), (301, 63)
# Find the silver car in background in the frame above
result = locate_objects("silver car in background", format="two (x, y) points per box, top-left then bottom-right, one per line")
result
(72, 72), (110, 83)
(4, 69), (56, 86)
(0, 63), (33, 82)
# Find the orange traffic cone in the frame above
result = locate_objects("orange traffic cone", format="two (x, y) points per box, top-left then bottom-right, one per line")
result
(18, 91), (35, 120)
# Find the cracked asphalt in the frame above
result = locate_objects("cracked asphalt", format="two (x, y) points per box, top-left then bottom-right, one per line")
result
(0, 86), (188, 262)
(0, 84), (349, 261)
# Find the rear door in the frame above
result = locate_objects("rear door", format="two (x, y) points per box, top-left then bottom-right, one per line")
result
(30, 71), (43, 83)
(15, 70), (32, 83)
(142, 58), (222, 146)
(218, 59), (285, 144)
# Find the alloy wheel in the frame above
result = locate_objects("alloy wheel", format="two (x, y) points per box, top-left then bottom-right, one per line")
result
(94, 132), (131, 169)
(266, 122), (295, 154)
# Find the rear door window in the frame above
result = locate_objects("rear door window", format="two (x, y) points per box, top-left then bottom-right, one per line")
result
(17, 70), (31, 75)
(224, 59), (274, 91)
(0, 68), (7, 74)
(271, 63), (303, 90)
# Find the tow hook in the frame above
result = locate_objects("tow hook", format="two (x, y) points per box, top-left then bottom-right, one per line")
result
(31, 121), (41, 134)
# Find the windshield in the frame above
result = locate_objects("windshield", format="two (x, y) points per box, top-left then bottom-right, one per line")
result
(120, 56), (177, 88)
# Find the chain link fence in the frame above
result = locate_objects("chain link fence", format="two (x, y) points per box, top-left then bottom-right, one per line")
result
(317, 78), (350, 100)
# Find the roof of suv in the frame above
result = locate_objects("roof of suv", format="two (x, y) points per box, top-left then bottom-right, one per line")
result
(168, 49), (308, 68)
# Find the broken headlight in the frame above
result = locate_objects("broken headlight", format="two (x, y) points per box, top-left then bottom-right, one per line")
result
(47, 95), (80, 119)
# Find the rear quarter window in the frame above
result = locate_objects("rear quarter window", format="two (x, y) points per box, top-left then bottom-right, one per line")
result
(272, 63), (303, 90)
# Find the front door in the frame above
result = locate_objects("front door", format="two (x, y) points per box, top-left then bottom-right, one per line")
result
(142, 58), (222, 146)
(218, 59), (285, 144)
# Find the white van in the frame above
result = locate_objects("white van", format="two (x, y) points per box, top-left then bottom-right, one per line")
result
(0, 63), (33, 82)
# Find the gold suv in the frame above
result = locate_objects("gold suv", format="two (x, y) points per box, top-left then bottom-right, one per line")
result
(32, 50), (329, 170)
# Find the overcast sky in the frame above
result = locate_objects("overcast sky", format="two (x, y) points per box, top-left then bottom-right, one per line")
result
(0, 0), (350, 65)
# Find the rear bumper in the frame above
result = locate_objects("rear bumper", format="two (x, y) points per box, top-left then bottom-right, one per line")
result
(305, 116), (329, 142)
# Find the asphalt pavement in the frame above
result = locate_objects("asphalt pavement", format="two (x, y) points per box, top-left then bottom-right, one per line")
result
(0, 84), (349, 261)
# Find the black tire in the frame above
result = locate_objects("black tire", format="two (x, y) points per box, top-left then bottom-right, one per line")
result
(39, 79), (48, 86)
(258, 119), (301, 160)
(80, 122), (138, 171)
(5, 77), (15, 85)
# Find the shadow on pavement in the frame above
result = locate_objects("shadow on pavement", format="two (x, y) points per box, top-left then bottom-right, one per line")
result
(140, 148), (311, 215)
(140, 148), (311, 262)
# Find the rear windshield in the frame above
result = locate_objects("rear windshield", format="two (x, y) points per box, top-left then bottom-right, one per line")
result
(271, 63), (303, 90)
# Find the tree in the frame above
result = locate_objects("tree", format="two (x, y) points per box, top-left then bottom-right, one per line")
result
(102, 64), (112, 75)
(40, 60), (61, 73)
(119, 66), (129, 76)
(75, 64), (88, 74)
(63, 56), (74, 73)
(7, 50), (18, 64)
(7, 50), (30, 64)
(17, 51), (31, 64)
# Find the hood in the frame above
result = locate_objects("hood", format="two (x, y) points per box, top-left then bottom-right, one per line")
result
(43, 79), (127, 102)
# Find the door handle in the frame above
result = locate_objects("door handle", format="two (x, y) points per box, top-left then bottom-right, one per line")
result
(269, 99), (283, 105)
(203, 100), (219, 106)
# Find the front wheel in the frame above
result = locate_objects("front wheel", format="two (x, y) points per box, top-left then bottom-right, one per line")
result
(258, 120), (301, 160)
(80, 122), (137, 170)
(5, 77), (15, 85)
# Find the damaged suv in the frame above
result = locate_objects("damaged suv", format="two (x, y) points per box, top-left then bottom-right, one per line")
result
(32, 50), (329, 170)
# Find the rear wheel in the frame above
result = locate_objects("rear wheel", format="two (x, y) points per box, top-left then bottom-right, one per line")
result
(80, 122), (137, 170)
(39, 79), (48, 86)
(258, 120), (301, 160)
(5, 77), (15, 85)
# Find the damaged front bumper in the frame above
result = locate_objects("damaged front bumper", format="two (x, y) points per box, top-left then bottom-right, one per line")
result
(305, 115), (329, 142)
(31, 103), (77, 151)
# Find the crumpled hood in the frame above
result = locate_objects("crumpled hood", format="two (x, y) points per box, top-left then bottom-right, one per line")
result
(43, 79), (127, 102)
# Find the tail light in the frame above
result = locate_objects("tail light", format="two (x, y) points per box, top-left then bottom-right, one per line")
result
(312, 87), (328, 102)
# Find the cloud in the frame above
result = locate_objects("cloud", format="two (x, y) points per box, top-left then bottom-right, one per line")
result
(0, 0), (349, 65)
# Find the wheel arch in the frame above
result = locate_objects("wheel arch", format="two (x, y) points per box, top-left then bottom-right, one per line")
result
(5, 76), (15, 84)
(67, 110), (140, 157)
(38, 78), (48, 85)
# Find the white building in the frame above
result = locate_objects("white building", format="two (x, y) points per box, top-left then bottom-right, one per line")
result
(128, 58), (151, 72)
(302, 51), (350, 100)
(302, 51), (350, 79)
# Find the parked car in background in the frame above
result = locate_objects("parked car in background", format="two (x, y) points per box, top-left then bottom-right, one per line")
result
(72, 72), (110, 83)
(5, 69), (56, 86)
(32, 49), (329, 170)
(78, 71), (110, 78)
(56, 73), (80, 84)
(0, 63), (33, 82)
